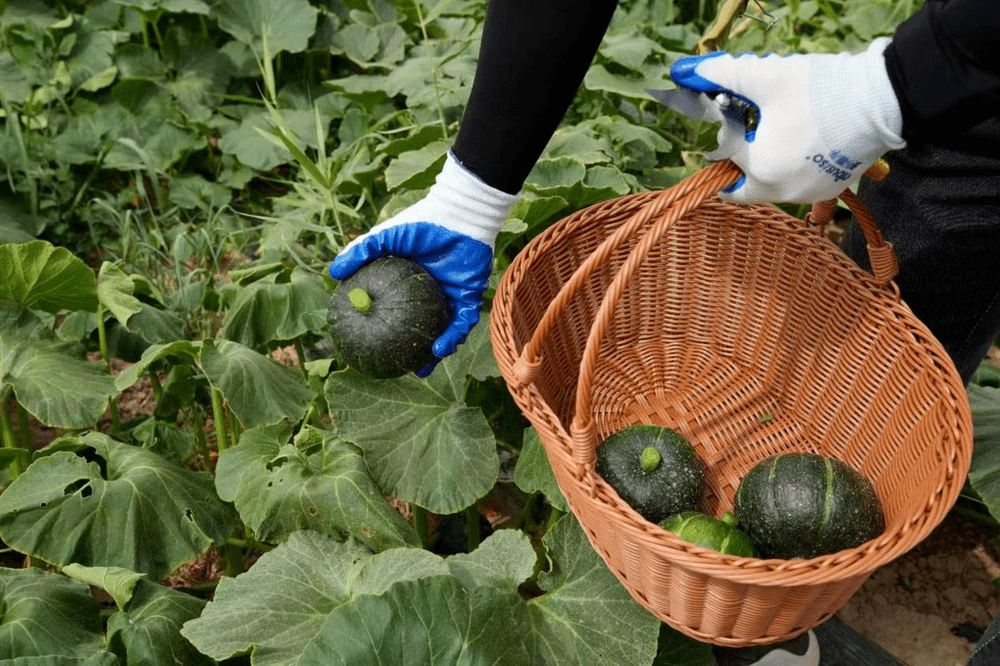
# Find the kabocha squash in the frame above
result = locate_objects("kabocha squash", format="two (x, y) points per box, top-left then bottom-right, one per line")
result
(328, 256), (450, 379)
(659, 511), (758, 558)
(595, 425), (705, 524)
(733, 452), (885, 559)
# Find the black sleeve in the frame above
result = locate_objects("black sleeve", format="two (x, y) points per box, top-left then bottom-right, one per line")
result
(451, 0), (619, 194)
(886, 0), (1000, 142)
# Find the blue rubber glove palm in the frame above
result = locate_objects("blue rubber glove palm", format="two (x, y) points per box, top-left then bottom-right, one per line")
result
(669, 38), (906, 204)
(328, 152), (519, 377)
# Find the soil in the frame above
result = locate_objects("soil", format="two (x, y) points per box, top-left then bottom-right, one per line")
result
(836, 509), (1000, 666)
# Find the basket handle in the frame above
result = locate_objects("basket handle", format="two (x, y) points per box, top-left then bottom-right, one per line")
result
(509, 160), (898, 479)
(509, 161), (744, 387)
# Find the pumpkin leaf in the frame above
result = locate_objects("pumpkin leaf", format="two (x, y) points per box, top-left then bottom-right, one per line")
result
(0, 432), (236, 579)
(513, 427), (569, 513)
(212, 0), (318, 54)
(0, 335), (116, 429)
(968, 384), (1000, 523)
(297, 578), (532, 666)
(180, 530), (374, 665)
(96, 262), (143, 328)
(215, 424), (420, 550)
(199, 339), (316, 428)
(220, 267), (329, 349)
(0, 241), (98, 314)
(525, 514), (661, 665)
(0, 568), (106, 660)
(324, 316), (500, 514)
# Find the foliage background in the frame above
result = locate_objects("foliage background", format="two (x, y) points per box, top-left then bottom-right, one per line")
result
(1, 0), (997, 664)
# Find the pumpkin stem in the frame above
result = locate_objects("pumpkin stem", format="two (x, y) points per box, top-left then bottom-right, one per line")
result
(640, 446), (661, 473)
(348, 287), (373, 313)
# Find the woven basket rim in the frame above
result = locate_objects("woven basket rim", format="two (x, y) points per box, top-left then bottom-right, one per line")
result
(490, 178), (973, 584)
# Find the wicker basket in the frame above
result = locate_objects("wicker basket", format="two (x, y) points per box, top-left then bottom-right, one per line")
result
(489, 160), (973, 647)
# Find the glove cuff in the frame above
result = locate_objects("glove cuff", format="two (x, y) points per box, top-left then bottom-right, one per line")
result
(421, 152), (520, 249)
(810, 37), (906, 166)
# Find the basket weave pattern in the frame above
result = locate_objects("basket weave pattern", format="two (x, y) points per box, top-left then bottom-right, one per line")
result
(490, 161), (973, 646)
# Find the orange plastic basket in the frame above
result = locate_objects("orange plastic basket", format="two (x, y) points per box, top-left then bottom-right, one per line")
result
(489, 161), (973, 647)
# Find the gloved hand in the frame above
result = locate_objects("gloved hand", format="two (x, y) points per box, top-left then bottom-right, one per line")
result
(328, 151), (519, 377)
(670, 37), (906, 204)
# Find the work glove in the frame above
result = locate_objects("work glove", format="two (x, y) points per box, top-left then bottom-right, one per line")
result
(328, 151), (519, 377)
(666, 37), (906, 204)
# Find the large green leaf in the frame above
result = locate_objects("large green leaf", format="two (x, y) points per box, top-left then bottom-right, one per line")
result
(513, 427), (569, 513)
(0, 568), (105, 660)
(0, 335), (115, 429)
(96, 263), (143, 328)
(0, 655), (120, 665)
(200, 339), (316, 428)
(180, 530), (374, 665)
(61, 563), (211, 666)
(525, 515), (661, 665)
(0, 241), (97, 314)
(105, 578), (211, 666)
(968, 384), (1000, 522)
(215, 425), (419, 550)
(220, 267), (329, 348)
(297, 578), (531, 666)
(183, 519), (658, 666)
(115, 339), (315, 429)
(324, 316), (500, 514)
(0, 432), (236, 579)
(212, 0), (318, 54)
(181, 528), (534, 666)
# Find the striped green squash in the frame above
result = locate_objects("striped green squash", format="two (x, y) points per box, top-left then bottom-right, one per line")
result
(659, 511), (758, 557)
(733, 452), (884, 559)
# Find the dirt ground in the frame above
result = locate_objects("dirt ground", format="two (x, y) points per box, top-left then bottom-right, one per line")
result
(836, 509), (1000, 666)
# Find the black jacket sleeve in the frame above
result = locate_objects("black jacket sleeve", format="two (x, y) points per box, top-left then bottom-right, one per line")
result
(451, 0), (619, 194)
(886, 0), (1000, 142)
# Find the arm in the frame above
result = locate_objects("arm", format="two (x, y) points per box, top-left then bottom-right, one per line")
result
(453, 0), (619, 193)
(885, 0), (1000, 141)
(330, 0), (619, 374)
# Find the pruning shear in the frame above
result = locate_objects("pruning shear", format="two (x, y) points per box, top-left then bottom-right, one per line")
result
(645, 87), (759, 161)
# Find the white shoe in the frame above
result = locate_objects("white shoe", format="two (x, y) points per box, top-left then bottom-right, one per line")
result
(713, 630), (820, 666)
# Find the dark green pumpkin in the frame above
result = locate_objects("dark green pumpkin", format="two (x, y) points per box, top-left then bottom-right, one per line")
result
(328, 256), (450, 379)
(595, 425), (705, 524)
(733, 452), (885, 559)
(659, 511), (758, 558)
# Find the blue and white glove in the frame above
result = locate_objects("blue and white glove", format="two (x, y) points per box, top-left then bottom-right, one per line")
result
(328, 152), (519, 377)
(669, 38), (906, 204)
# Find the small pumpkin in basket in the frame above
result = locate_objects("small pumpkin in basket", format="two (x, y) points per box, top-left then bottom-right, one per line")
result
(595, 425), (705, 524)
(734, 452), (885, 560)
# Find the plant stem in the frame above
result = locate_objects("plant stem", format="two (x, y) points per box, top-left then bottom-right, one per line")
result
(226, 536), (275, 553)
(294, 338), (309, 377)
(1, 388), (23, 480)
(227, 408), (240, 449)
(412, 504), (431, 548)
(465, 505), (481, 552)
(95, 305), (121, 431)
(544, 506), (565, 534)
(951, 503), (1000, 528)
(410, 0), (450, 139)
(190, 407), (212, 469)
(210, 388), (228, 453)
(222, 540), (244, 578)
(148, 370), (163, 403)
(15, 402), (32, 452)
